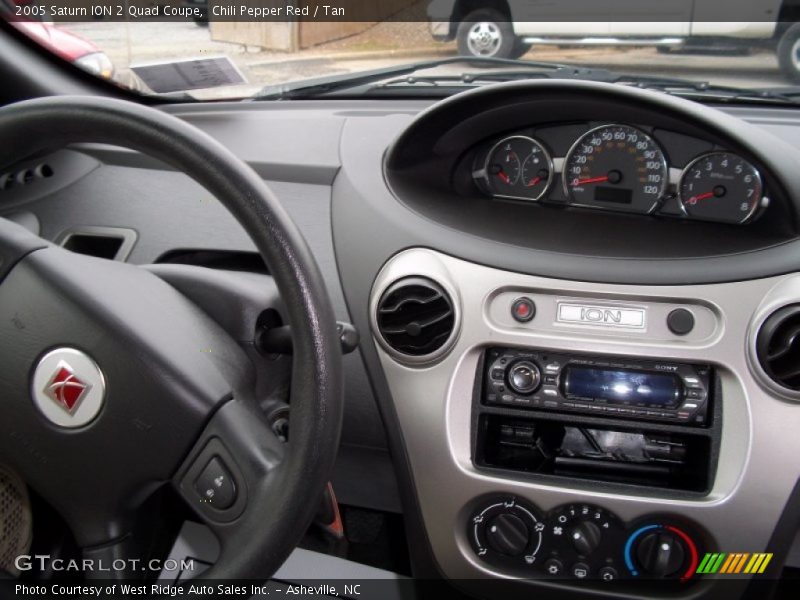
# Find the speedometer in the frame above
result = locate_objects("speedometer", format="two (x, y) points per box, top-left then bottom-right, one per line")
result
(563, 125), (668, 214)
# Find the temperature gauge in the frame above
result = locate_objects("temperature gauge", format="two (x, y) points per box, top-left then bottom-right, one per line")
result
(678, 152), (764, 224)
(480, 136), (553, 201)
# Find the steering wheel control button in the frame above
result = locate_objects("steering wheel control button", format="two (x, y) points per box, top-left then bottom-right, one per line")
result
(507, 361), (541, 395)
(31, 347), (106, 428)
(511, 297), (536, 323)
(194, 456), (237, 510)
(667, 308), (695, 335)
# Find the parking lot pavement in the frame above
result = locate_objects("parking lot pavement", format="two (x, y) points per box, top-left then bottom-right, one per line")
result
(60, 21), (790, 97)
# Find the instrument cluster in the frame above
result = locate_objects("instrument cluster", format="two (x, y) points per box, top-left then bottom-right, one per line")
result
(473, 123), (766, 225)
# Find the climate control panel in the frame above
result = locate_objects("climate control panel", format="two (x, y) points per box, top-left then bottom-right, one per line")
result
(469, 496), (704, 582)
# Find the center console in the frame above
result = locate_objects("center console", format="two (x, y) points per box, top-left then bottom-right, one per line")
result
(476, 347), (719, 493)
(468, 347), (719, 586)
(369, 248), (795, 598)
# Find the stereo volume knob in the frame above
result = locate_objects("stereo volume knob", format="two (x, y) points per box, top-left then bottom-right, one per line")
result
(485, 513), (531, 556)
(507, 361), (541, 395)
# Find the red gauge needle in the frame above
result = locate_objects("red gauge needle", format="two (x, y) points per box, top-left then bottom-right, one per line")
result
(497, 171), (510, 184)
(574, 175), (610, 186)
(527, 176), (542, 187)
(688, 191), (715, 203)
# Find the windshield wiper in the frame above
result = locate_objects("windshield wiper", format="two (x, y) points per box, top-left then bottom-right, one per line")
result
(615, 77), (799, 105)
(369, 70), (800, 105)
(254, 56), (800, 106)
(252, 56), (574, 100)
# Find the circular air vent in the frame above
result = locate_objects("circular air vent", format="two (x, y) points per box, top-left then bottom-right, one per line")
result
(756, 304), (800, 391)
(376, 277), (456, 359)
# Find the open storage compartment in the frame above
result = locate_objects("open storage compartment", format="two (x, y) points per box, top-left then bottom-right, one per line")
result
(475, 414), (714, 493)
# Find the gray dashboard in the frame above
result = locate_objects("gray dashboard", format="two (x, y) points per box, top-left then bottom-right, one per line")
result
(4, 91), (800, 597)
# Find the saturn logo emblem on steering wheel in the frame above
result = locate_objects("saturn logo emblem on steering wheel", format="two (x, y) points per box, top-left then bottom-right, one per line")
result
(31, 348), (106, 428)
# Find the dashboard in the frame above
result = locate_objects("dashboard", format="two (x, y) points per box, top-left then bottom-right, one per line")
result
(473, 123), (766, 225)
(5, 80), (800, 599)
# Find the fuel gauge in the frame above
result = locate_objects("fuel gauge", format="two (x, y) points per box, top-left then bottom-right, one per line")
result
(481, 136), (553, 201)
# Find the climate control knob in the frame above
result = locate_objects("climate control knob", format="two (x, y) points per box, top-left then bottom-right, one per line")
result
(486, 513), (530, 556)
(507, 361), (541, 395)
(625, 524), (699, 580)
(635, 530), (686, 578)
(570, 520), (602, 557)
(469, 497), (545, 569)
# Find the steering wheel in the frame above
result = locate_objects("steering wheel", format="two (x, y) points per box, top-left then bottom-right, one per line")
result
(0, 97), (343, 580)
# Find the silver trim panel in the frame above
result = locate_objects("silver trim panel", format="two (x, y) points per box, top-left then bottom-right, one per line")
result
(370, 248), (800, 595)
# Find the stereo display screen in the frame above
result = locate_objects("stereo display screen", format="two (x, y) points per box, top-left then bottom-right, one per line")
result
(563, 366), (681, 407)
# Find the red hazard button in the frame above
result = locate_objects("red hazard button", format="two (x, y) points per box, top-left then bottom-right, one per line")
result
(511, 297), (536, 323)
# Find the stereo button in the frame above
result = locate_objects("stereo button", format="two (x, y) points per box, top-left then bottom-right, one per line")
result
(508, 361), (541, 395)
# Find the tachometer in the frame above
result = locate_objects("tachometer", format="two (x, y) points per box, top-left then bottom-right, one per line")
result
(564, 125), (668, 214)
(678, 152), (763, 224)
(481, 136), (553, 201)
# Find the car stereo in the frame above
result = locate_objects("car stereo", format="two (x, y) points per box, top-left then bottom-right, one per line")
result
(484, 347), (711, 426)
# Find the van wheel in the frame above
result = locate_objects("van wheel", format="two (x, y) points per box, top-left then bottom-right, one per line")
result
(457, 10), (515, 59)
(778, 23), (800, 82)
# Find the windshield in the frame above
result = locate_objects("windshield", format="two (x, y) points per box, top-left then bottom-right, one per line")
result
(2, 0), (798, 102)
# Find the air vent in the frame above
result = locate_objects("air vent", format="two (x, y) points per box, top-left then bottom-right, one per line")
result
(0, 164), (53, 191)
(756, 304), (800, 391)
(376, 277), (456, 359)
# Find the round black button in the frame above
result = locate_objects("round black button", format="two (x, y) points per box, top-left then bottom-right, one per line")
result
(598, 566), (618, 581)
(507, 361), (541, 395)
(571, 562), (591, 579)
(544, 558), (564, 576)
(511, 297), (536, 323)
(667, 308), (695, 336)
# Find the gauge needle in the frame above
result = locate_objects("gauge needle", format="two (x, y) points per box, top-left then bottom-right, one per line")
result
(497, 171), (510, 184)
(574, 175), (610, 186)
(688, 191), (715, 203)
(527, 176), (542, 187)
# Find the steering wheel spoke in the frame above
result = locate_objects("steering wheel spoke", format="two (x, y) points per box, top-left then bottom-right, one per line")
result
(173, 397), (284, 528)
(172, 396), (295, 576)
